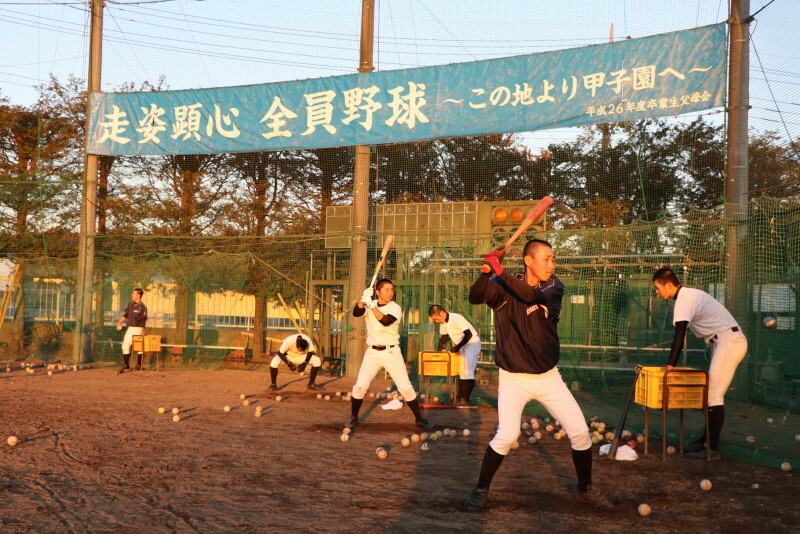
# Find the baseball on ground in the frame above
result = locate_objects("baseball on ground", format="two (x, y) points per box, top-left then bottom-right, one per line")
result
(158, 407), (166, 414)
(342, 427), (351, 435)
(172, 415), (181, 423)
(7, 436), (19, 446)
(254, 411), (262, 418)
(781, 462), (792, 472)
(419, 432), (429, 441)
(223, 406), (231, 412)
(667, 446), (677, 454)
(239, 394), (246, 400)
(700, 479), (712, 491)
(463, 429), (471, 437)
(638, 503), (652, 516)
(340, 434), (349, 442)
(275, 396), (282, 402)
(410, 434), (420, 442)
(746, 435), (755, 443)
(401, 437), (411, 447)
(376, 447), (388, 459)
(171, 407), (179, 415)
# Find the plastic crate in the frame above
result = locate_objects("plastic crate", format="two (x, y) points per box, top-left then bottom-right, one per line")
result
(418, 351), (461, 377)
(132, 335), (161, 353)
(634, 366), (706, 409)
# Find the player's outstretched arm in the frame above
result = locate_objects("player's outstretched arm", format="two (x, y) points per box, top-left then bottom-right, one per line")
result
(667, 321), (689, 367)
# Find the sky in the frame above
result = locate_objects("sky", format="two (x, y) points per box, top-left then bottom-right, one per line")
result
(0, 0), (798, 150)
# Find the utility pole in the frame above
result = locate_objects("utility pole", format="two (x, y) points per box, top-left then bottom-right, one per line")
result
(345, 0), (375, 377)
(725, 0), (750, 324)
(72, 0), (104, 363)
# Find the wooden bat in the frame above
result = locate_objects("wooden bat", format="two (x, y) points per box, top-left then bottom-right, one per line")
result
(276, 292), (304, 335)
(481, 196), (554, 273)
(368, 235), (394, 289)
(608, 365), (643, 460)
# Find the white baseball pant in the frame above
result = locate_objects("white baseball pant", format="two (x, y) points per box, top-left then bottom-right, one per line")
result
(458, 342), (482, 380)
(121, 326), (144, 355)
(351, 346), (417, 401)
(270, 354), (321, 368)
(490, 367), (592, 455)
(707, 329), (748, 406)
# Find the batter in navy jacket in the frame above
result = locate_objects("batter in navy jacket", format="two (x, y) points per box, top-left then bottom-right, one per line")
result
(463, 239), (613, 511)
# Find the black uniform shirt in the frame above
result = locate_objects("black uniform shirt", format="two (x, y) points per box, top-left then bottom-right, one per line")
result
(123, 301), (148, 328)
(470, 271), (564, 374)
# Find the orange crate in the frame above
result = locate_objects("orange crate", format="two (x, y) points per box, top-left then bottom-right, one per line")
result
(634, 366), (706, 409)
(418, 351), (461, 377)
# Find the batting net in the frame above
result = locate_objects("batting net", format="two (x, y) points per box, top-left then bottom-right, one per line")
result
(1, 1), (799, 471)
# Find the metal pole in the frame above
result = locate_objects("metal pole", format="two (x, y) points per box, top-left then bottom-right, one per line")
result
(725, 0), (750, 325)
(345, 0), (375, 377)
(72, 0), (103, 364)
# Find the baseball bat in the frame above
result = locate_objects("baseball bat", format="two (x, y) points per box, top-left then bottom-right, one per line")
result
(276, 292), (304, 335)
(481, 196), (554, 273)
(368, 235), (394, 289)
(608, 365), (643, 460)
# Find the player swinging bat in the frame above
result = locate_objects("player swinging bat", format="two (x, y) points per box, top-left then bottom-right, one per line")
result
(481, 196), (554, 273)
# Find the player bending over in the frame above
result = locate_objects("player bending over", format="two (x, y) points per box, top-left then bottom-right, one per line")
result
(269, 334), (322, 391)
(428, 304), (481, 405)
(464, 239), (613, 511)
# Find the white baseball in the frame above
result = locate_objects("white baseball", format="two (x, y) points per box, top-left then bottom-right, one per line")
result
(463, 429), (471, 437)
(545, 424), (554, 432)
(401, 437), (411, 447)
(324, 395), (331, 401)
(7, 436), (19, 446)
(254, 411), (262, 418)
(637, 434), (645, 443)
(795, 434), (800, 442)
(172, 415), (181, 423)
(340, 433), (350, 442)
(239, 394), (246, 400)
(638, 503), (652, 516)
(528, 436), (537, 445)
(410, 434), (420, 442)
(667, 446), (677, 455)
(47, 371), (53, 376)
(223, 406), (231, 412)
(335, 391), (342, 397)
(534, 432), (542, 440)
(746, 435), (755, 444)
(242, 400), (250, 406)
(766, 418), (774, 424)
(700, 479), (712, 491)
(604, 432), (615, 441)
(521, 422), (529, 430)
(317, 394), (323, 399)
(342, 428), (351, 435)
(781, 462), (792, 472)
(419, 432), (429, 441)
(256, 406), (263, 412)
(275, 396), (282, 402)
(376, 447), (388, 459)
(171, 407), (180, 415)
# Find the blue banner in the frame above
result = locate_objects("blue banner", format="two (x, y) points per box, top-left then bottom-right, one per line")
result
(87, 24), (726, 156)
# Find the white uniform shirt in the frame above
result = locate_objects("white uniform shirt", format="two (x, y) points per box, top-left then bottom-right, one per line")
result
(279, 334), (316, 358)
(673, 287), (738, 340)
(439, 312), (480, 346)
(365, 301), (403, 346)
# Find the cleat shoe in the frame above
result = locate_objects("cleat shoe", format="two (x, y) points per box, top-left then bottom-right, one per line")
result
(683, 440), (706, 453)
(344, 415), (358, 430)
(464, 487), (489, 511)
(575, 485), (614, 510)
(415, 418), (435, 430)
(268, 384), (278, 391)
(117, 366), (130, 375)
(684, 449), (721, 460)
(307, 383), (321, 391)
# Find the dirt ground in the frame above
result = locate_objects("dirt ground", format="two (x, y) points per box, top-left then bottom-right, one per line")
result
(1, 365), (799, 534)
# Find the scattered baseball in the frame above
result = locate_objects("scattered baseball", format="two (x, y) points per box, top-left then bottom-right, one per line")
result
(521, 422), (529, 430)
(591, 435), (601, 445)
(545, 424), (554, 432)
(158, 407), (166, 414)
(795, 434), (800, 442)
(171, 408), (180, 415)
(254, 411), (262, 418)
(420, 432), (429, 441)
(410, 434), (420, 442)
(239, 394), (246, 400)
(242, 399), (250, 406)
(324, 395), (331, 401)
(340, 433), (350, 442)
(275, 396), (282, 402)
(369, 392), (375, 398)
(638, 503), (652, 516)
(463, 429), (471, 437)
(528, 436), (537, 445)
(781, 462), (792, 472)
(700, 479), (712, 491)
(666, 446), (677, 455)
(621, 430), (632, 438)
(534, 432), (543, 440)
(172, 415), (181, 423)
(430, 433), (439, 441)
(7, 436), (19, 446)
(637, 434), (645, 443)
(335, 391), (342, 397)
(47, 371), (53, 376)
(531, 422), (540, 430)
(256, 405), (263, 412)
(604, 432), (615, 441)
(342, 428), (351, 435)
(317, 394), (323, 399)
(432, 397), (439, 403)
(746, 435), (755, 444)
(766, 418), (774, 424)
(223, 406), (231, 412)
(419, 394), (425, 400)
(554, 432), (563, 440)
(401, 437), (411, 447)
(376, 447), (388, 459)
